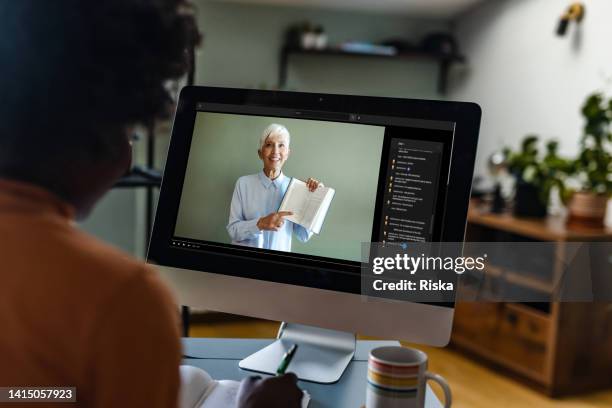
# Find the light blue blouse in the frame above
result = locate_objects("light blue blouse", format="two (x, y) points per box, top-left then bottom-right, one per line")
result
(227, 171), (312, 251)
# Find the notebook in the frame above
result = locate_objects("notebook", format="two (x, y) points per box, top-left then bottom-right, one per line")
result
(179, 365), (310, 408)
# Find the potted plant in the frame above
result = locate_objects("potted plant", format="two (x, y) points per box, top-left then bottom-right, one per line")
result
(566, 93), (612, 227)
(503, 136), (571, 217)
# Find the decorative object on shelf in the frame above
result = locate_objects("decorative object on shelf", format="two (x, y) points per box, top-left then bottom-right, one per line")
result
(514, 180), (547, 218)
(566, 92), (612, 227)
(420, 32), (459, 57)
(487, 151), (507, 213)
(301, 30), (317, 49)
(313, 25), (327, 50)
(284, 21), (326, 50)
(556, 2), (585, 36)
(380, 38), (418, 53)
(567, 191), (608, 226)
(503, 136), (571, 218)
(338, 41), (397, 56)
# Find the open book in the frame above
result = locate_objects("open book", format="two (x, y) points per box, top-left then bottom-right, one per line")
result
(278, 178), (335, 235)
(179, 365), (310, 408)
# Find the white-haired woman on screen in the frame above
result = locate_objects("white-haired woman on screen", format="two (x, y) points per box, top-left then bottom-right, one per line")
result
(227, 123), (323, 251)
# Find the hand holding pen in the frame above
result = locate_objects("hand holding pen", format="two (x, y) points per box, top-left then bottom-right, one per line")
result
(236, 344), (301, 408)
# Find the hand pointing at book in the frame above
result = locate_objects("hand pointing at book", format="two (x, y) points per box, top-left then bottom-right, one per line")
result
(257, 211), (293, 231)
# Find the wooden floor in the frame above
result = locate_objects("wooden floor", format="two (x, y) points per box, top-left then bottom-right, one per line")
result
(190, 314), (612, 408)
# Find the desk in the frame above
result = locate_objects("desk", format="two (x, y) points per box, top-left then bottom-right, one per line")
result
(182, 338), (442, 408)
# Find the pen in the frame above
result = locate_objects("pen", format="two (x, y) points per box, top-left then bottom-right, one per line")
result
(276, 344), (298, 375)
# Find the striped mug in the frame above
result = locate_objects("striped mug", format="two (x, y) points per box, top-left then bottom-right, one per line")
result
(367, 346), (451, 408)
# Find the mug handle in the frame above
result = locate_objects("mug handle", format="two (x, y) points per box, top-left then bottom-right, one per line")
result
(425, 371), (452, 408)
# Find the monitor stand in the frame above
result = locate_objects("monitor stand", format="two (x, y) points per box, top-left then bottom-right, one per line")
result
(239, 322), (356, 384)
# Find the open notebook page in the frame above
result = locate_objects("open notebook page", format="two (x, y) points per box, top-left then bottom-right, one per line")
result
(201, 380), (310, 408)
(279, 179), (308, 225)
(279, 179), (334, 234)
(179, 365), (310, 408)
(310, 190), (335, 234)
(301, 187), (328, 232)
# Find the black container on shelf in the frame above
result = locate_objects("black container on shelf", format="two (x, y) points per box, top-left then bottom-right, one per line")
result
(514, 180), (547, 218)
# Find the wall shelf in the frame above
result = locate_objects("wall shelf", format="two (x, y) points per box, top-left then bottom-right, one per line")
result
(278, 45), (466, 94)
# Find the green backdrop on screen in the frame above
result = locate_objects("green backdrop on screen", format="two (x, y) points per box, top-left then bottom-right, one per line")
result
(174, 112), (385, 262)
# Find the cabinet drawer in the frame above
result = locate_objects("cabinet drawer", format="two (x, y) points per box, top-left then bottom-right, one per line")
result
(453, 302), (500, 334)
(452, 302), (550, 383)
(501, 304), (549, 346)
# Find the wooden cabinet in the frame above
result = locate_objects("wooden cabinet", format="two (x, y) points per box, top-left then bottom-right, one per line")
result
(451, 204), (612, 396)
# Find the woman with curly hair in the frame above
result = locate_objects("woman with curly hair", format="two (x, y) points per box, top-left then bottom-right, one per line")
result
(0, 1), (301, 407)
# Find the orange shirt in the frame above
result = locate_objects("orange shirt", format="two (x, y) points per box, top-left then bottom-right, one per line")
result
(0, 179), (181, 407)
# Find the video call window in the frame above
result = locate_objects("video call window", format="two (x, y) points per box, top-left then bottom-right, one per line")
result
(172, 109), (451, 268)
(174, 112), (385, 263)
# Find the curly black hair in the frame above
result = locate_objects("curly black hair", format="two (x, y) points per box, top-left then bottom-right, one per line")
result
(0, 0), (200, 172)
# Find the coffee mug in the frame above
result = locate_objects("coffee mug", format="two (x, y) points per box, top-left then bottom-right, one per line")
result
(366, 346), (451, 408)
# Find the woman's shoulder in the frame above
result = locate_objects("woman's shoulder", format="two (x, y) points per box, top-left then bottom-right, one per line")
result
(236, 173), (261, 187)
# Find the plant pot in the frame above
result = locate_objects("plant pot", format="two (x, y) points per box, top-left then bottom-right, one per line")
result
(514, 181), (547, 217)
(567, 191), (609, 227)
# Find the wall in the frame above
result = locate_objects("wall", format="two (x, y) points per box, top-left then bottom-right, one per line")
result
(195, 0), (449, 98)
(79, 189), (144, 256)
(79, 133), (149, 258)
(449, 0), (612, 179)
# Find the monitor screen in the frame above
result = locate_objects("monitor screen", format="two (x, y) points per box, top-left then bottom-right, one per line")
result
(172, 105), (452, 266)
(149, 88), (479, 299)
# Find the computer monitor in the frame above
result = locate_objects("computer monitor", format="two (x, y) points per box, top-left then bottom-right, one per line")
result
(148, 86), (480, 383)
